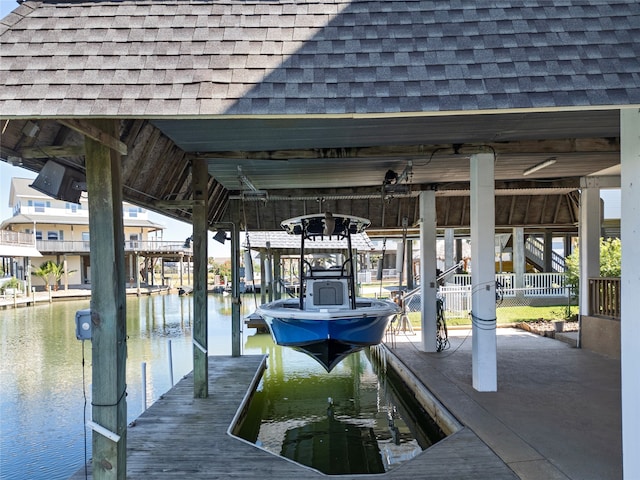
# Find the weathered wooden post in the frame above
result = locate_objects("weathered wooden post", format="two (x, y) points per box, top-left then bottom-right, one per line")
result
(192, 158), (209, 398)
(85, 119), (127, 479)
(230, 220), (241, 357)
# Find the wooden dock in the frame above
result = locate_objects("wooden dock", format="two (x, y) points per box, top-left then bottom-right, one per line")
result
(72, 355), (516, 479)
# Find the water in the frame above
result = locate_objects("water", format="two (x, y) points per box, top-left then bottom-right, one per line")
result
(0, 294), (441, 479)
(233, 337), (445, 474)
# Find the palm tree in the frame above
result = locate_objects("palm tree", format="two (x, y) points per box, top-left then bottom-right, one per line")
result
(32, 261), (55, 290)
(32, 261), (76, 291)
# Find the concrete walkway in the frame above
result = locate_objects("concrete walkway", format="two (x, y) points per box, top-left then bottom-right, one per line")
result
(388, 328), (621, 480)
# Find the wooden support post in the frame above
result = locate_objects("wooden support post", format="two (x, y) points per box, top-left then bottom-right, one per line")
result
(135, 252), (141, 296)
(231, 221), (241, 357)
(543, 230), (553, 272)
(273, 251), (282, 300)
(260, 249), (267, 305)
(405, 240), (414, 290)
(85, 119), (127, 479)
(192, 158), (209, 398)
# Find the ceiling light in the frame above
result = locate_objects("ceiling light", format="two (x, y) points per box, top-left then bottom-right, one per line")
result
(523, 158), (556, 176)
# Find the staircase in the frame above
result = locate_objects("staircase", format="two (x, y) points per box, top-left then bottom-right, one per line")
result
(525, 236), (566, 273)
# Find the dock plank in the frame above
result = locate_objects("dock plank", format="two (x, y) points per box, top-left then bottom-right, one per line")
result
(72, 354), (516, 479)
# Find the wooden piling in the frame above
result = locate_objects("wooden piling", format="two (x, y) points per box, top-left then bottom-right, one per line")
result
(85, 119), (128, 479)
(192, 158), (209, 398)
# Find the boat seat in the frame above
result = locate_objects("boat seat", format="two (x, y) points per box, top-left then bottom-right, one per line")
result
(311, 280), (346, 307)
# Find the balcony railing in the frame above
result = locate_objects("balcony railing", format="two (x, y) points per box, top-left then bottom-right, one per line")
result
(1, 230), (35, 246)
(588, 277), (621, 319)
(36, 240), (192, 254)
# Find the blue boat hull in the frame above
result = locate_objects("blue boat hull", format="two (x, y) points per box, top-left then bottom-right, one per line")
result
(266, 314), (394, 347)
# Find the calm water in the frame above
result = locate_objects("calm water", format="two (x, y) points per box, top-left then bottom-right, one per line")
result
(0, 294), (438, 479)
(233, 337), (444, 474)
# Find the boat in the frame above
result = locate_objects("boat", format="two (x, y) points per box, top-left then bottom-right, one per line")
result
(257, 213), (400, 371)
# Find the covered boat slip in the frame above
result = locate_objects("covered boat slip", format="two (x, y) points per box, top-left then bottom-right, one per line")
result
(71, 355), (518, 480)
(2, 1), (640, 478)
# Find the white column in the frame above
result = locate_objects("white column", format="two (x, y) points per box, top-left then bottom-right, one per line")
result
(470, 153), (497, 392)
(444, 228), (455, 271)
(513, 227), (525, 290)
(419, 190), (438, 352)
(578, 188), (600, 317)
(621, 107), (640, 480)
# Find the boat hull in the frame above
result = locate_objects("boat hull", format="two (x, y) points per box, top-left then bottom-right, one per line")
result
(258, 298), (399, 347)
(266, 314), (394, 347)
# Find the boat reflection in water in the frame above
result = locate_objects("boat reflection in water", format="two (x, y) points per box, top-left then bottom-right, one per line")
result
(235, 334), (446, 475)
(257, 213), (400, 372)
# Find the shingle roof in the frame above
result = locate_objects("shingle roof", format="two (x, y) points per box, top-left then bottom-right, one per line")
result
(0, 0), (639, 117)
(245, 231), (374, 251)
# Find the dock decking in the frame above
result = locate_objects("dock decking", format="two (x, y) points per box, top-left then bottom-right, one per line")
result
(72, 354), (516, 479)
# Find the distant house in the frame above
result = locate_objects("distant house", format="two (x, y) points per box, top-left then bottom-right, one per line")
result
(1, 177), (187, 289)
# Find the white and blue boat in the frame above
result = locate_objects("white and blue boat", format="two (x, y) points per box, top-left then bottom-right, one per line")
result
(257, 213), (400, 371)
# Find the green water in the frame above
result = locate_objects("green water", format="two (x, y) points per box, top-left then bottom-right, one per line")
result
(235, 335), (445, 474)
(0, 294), (442, 479)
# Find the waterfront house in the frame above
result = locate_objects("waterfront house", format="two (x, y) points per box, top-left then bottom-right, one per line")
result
(1, 177), (189, 289)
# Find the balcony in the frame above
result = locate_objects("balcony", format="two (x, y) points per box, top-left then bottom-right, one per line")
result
(1, 230), (36, 247)
(36, 240), (193, 255)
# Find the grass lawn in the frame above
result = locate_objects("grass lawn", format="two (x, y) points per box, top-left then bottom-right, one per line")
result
(405, 305), (578, 328)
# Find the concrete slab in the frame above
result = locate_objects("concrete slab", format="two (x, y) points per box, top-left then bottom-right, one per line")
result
(388, 328), (621, 480)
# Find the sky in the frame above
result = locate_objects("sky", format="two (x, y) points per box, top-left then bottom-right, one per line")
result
(1, 0), (16, 18)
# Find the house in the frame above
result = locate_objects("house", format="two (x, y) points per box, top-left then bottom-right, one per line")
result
(1, 177), (188, 289)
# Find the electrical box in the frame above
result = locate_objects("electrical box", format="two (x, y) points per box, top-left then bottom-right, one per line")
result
(75, 309), (92, 341)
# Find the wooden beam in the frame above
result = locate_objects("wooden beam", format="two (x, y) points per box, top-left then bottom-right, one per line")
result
(21, 145), (85, 158)
(189, 138), (619, 161)
(59, 119), (127, 155)
(85, 119), (127, 479)
(153, 200), (205, 209)
(192, 158), (209, 398)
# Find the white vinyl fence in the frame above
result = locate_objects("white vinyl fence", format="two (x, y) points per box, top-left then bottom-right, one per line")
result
(418, 272), (570, 319)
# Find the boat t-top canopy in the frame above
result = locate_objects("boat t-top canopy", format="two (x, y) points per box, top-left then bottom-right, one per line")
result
(281, 213), (371, 240)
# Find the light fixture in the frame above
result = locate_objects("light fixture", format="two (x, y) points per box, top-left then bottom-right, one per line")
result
(523, 157), (557, 176)
(30, 159), (86, 203)
(213, 230), (229, 244)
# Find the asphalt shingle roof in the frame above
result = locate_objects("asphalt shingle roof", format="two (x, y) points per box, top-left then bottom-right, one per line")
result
(245, 231), (374, 251)
(0, 0), (639, 117)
